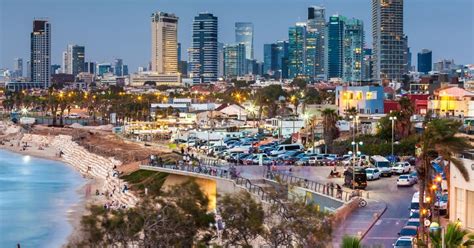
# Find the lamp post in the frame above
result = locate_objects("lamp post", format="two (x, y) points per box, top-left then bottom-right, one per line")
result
(389, 116), (397, 157)
(351, 141), (363, 188)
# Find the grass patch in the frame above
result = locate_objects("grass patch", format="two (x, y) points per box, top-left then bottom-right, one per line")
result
(121, 170), (168, 197)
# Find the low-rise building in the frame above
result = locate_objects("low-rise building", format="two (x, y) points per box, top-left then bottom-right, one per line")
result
(335, 85), (384, 115)
(429, 86), (474, 118)
(450, 150), (474, 232)
(129, 72), (181, 87)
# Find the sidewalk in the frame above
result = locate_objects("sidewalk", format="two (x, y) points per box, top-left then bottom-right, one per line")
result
(332, 200), (387, 248)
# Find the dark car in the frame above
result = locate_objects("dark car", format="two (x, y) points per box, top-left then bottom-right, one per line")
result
(398, 226), (418, 237)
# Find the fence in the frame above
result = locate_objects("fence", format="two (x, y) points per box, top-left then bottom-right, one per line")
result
(265, 170), (367, 203)
(142, 162), (288, 215)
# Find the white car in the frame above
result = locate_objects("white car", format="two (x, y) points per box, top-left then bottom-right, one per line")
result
(392, 162), (411, 174)
(366, 168), (381, 180)
(393, 236), (414, 248)
(397, 175), (415, 186)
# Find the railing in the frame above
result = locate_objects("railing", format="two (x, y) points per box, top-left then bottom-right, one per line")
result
(265, 170), (364, 203)
(142, 162), (289, 215)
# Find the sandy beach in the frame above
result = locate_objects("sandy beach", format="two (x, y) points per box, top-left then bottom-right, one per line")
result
(0, 122), (138, 247)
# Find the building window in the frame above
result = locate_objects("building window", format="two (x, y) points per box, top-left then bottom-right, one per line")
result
(467, 190), (474, 230)
(455, 187), (465, 223)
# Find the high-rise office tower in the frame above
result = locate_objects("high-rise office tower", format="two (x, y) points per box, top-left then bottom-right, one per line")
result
(307, 6), (326, 77)
(97, 63), (112, 76)
(263, 43), (278, 76)
(326, 15), (346, 79)
(223, 43), (246, 78)
(305, 30), (318, 79)
(217, 42), (224, 78)
(276, 40), (289, 79)
(177, 43), (182, 62)
(288, 23), (307, 79)
(151, 11), (178, 74)
(235, 22), (254, 60)
(13, 58), (23, 78)
(362, 48), (373, 81)
(114, 59), (123, 76)
(26, 61), (31, 81)
(191, 13), (218, 83)
(51, 64), (60, 75)
(84, 62), (96, 75)
(62, 51), (69, 74)
(31, 19), (51, 86)
(343, 18), (364, 83)
(65, 44), (85, 76)
(417, 49), (432, 74)
(372, 0), (407, 82)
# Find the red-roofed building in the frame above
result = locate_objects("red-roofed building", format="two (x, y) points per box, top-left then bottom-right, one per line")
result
(406, 94), (429, 115)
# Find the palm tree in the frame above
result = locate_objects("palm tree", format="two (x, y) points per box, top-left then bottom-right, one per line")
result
(321, 108), (339, 153)
(430, 222), (474, 248)
(341, 235), (362, 248)
(417, 119), (472, 242)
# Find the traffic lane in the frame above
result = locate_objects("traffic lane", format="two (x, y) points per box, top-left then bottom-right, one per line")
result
(362, 176), (418, 247)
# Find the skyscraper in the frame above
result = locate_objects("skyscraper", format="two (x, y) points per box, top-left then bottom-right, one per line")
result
(65, 44), (85, 76)
(288, 23), (307, 79)
(263, 43), (278, 76)
(372, 0), (407, 82)
(305, 30), (318, 79)
(114, 59), (123, 76)
(235, 22), (254, 60)
(276, 40), (289, 79)
(362, 48), (373, 81)
(31, 19), (51, 86)
(223, 43), (246, 78)
(307, 6), (326, 77)
(13, 58), (23, 78)
(151, 11), (178, 74)
(191, 13), (218, 83)
(217, 42), (224, 78)
(62, 51), (69, 74)
(343, 18), (364, 83)
(326, 15), (345, 79)
(84, 62), (96, 75)
(417, 49), (432, 74)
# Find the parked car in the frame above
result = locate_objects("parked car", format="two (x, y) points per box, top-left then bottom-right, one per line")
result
(393, 236), (414, 248)
(434, 193), (448, 215)
(406, 218), (420, 227)
(308, 155), (324, 165)
(370, 155), (392, 176)
(397, 175), (416, 186)
(270, 144), (304, 156)
(408, 171), (418, 184)
(392, 162), (411, 174)
(295, 157), (311, 166)
(398, 226), (418, 237)
(365, 168), (381, 180)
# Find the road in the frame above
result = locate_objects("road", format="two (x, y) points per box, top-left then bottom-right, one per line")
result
(362, 174), (418, 247)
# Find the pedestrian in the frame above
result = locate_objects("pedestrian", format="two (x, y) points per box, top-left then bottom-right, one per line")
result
(181, 147), (185, 155)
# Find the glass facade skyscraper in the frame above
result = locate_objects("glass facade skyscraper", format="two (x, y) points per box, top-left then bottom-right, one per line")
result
(191, 13), (218, 83)
(288, 23), (307, 79)
(305, 30), (318, 79)
(235, 22), (254, 60)
(343, 18), (364, 83)
(417, 49), (432, 74)
(31, 19), (51, 87)
(68, 45), (85, 76)
(307, 6), (326, 77)
(372, 0), (407, 82)
(223, 43), (246, 78)
(264, 41), (289, 79)
(326, 15), (345, 79)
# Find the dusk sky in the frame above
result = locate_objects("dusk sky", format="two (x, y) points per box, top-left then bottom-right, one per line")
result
(1, 0), (473, 72)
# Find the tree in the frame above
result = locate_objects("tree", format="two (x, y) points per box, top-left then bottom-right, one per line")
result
(429, 222), (474, 248)
(290, 77), (307, 90)
(344, 107), (358, 120)
(220, 191), (266, 248)
(74, 180), (215, 247)
(341, 235), (362, 248)
(322, 108), (340, 153)
(417, 119), (472, 243)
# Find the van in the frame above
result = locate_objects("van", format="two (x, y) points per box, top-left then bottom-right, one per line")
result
(369, 155), (392, 177)
(270, 144), (304, 156)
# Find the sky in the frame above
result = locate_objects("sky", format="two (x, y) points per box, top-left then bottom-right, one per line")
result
(0, 0), (473, 72)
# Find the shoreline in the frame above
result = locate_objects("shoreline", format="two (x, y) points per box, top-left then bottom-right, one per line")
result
(0, 131), (130, 247)
(0, 146), (95, 247)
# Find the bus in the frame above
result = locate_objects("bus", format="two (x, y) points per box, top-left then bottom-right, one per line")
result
(344, 167), (368, 189)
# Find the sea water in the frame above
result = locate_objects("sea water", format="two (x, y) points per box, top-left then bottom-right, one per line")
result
(0, 149), (85, 247)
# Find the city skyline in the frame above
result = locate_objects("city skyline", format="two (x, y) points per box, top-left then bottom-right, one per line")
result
(0, 0), (473, 73)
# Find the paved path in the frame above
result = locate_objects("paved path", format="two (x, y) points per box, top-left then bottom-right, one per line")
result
(332, 200), (387, 248)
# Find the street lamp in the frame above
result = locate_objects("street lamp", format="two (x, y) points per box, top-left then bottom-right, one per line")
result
(351, 141), (363, 188)
(389, 116), (397, 157)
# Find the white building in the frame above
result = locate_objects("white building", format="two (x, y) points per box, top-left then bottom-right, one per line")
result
(450, 151), (474, 232)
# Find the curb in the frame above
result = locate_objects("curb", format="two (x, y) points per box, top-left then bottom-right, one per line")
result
(360, 201), (388, 240)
